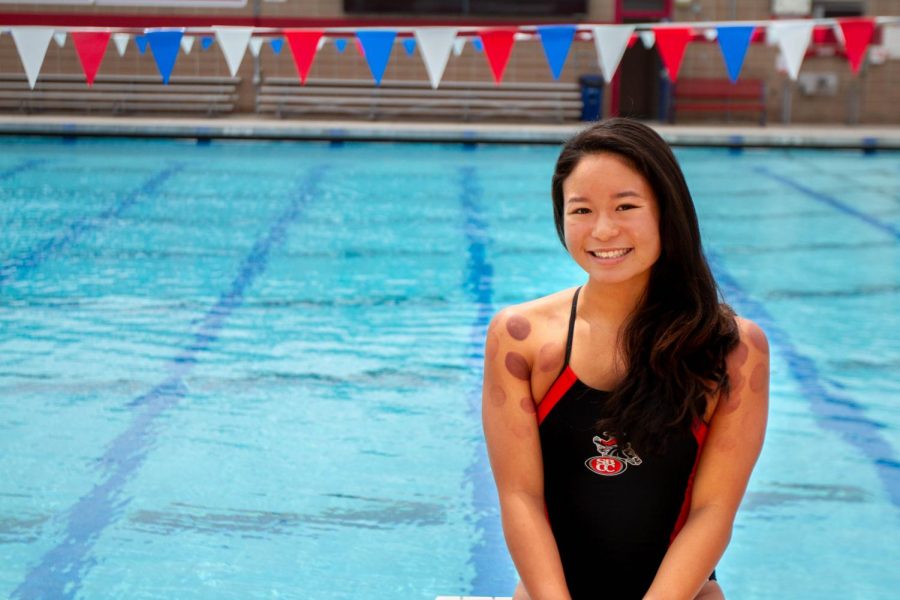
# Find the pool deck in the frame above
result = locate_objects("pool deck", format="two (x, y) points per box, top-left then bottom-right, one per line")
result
(1, 114), (900, 148)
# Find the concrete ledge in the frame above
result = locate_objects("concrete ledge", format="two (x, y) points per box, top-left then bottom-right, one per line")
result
(1, 115), (899, 149)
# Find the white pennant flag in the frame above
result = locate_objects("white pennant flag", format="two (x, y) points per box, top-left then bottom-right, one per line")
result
(112, 33), (129, 56)
(414, 27), (457, 89)
(212, 26), (253, 77)
(592, 25), (634, 84)
(53, 31), (67, 48)
(180, 35), (195, 55)
(248, 36), (264, 57)
(11, 27), (54, 89)
(452, 36), (466, 57)
(639, 30), (655, 49)
(317, 37), (327, 51)
(770, 21), (813, 80)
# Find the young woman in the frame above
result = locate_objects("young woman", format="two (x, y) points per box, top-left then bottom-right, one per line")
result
(482, 118), (769, 600)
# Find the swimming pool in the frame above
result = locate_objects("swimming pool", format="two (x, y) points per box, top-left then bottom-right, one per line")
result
(1, 136), (898, 599)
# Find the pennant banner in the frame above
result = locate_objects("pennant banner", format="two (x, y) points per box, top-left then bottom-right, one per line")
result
(112, 32), (129, 57)
(248, 36), (264, 57)
(592, 25), (634, 83)
(653, 27), (693, 81)
(537, 25), (576, 81)
(145, 30), (183, 84)
(284, 29), (324, 84)
(11, 27), (54, 89)
(414, 27), (456, 89)
(716, 25), (755, 82)
(838, 17), (876, 73)
(213, 26), (252, 77)
(7, 19), (895, 93)
(71, 31), (110, 86)
(479, 28), (516, 84)
(452, 36), (466, 56)
(180, 35), (195, 55)
(356, 30), (396, 85)
(770, 21), (814, 80)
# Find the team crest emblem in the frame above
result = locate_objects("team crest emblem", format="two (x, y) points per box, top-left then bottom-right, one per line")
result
(584, 432), (642, 476)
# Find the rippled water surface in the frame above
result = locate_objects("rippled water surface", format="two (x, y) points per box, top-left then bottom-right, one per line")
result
(1, 137), (898, 599)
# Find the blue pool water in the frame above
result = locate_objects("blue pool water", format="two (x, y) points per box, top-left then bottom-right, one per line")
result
(0, 137), (898, 599)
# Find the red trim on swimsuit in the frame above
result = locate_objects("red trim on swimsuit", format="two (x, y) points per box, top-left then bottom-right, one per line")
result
(537, 365), (577, 426)
(669, 419), (710, 544)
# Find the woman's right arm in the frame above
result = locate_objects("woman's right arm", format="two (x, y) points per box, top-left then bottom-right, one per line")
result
(482, 310), (571, 600)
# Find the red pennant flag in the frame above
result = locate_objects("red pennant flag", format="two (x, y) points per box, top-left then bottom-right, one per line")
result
(627, 34), (638, 48)
(284, 29), (324, 84)
(71, 31), (111, 87)
(479, 29), (516, 84)
(652, 27), (693, 81)
(838, 17), (876, 74)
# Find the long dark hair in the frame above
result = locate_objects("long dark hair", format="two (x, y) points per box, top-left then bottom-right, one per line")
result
(551, 118), (739, 454)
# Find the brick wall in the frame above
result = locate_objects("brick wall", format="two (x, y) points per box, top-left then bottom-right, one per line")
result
(0, 0), (897, 123)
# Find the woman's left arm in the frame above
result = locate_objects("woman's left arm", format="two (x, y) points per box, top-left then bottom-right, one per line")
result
(644, 318), (770, 600)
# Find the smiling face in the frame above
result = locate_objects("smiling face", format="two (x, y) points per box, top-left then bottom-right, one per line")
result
(562, 152), (661, 288)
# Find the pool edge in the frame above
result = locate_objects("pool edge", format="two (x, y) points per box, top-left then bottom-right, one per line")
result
(1, 115), (899, 148)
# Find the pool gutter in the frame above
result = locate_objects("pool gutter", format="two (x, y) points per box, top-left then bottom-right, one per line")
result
(1, 115), (899, 149)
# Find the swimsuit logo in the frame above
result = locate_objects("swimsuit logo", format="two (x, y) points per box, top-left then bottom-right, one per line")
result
(584, 432), (642, 476)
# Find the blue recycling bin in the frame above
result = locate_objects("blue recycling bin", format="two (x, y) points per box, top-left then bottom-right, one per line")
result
(579, 75), (604, 121)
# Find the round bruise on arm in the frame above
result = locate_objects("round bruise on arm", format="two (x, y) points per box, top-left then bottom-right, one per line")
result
(536, 342), (564, 373)
(749, 362), (768, 393)
(505, 351), (531, 381)
(718, 343), (749, 417)
(748, 325), (769, 354)
(485, 332), (500, 360)
(506, 314), (532, 341)
(489, 384), (507, 407)
(732, 341), (750, 368)
(519, 396), (536, 415)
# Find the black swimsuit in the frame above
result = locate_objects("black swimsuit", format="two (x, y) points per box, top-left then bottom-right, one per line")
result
(538, 287), (714, 599)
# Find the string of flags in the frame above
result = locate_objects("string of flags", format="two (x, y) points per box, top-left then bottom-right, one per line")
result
(3, 17), (897, 90)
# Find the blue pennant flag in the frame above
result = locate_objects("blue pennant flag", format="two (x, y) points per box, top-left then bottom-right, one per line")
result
(270, 38), (284, 54)
(200, 36), (214, 51)
(356, 30), (396, 85)
(472, 38), (483, 52)
(402, 38), (416, 56)
(135, 35), (148, 54)
(716, 25), (755, 82)
(334, 38), (347, 53)
(146, 30), (183, 84)
(537, 25), (576, 80)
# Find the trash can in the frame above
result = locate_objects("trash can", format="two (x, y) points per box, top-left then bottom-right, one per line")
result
(579, 74), (604, 121)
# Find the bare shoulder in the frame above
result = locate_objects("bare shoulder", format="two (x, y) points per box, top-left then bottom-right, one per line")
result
(729, 316), (769, 366)
(487, 288), (578, 357)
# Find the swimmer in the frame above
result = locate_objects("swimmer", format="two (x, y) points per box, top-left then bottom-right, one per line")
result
(482, 118), (769, 600)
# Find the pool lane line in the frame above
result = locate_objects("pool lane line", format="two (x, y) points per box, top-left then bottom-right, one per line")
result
(458, 166), (517, 595)
(0, 158), (46, 181)
(0, 163), (184, 286)
(11, 168), (324, 600)
(707, 249), (900, 512)
(754, 166), (900, 240)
